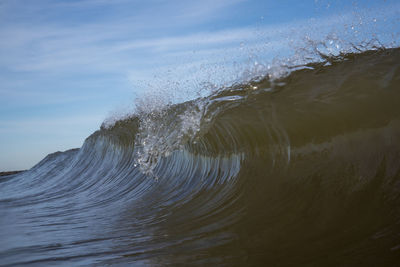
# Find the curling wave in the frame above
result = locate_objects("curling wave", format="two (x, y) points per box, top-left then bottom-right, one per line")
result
(1, 47), (400, 266)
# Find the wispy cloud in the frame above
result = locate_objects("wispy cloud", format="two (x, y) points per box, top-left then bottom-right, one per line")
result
(1, 0), (397, 76)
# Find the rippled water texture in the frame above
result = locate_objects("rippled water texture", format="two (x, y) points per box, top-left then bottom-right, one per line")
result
(1, 48), (400, 266)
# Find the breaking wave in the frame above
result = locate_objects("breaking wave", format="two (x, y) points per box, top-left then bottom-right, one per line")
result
(1, 47), (400, 266)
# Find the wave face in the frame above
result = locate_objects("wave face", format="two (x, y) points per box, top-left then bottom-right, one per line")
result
(1, 48), (400, 266)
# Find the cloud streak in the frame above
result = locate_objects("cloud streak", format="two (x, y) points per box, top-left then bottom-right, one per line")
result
(2, 1), (398, 73)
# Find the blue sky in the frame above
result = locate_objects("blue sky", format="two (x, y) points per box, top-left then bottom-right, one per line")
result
(0, 0), (399, 171)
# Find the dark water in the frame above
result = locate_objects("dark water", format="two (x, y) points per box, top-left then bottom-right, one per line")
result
(1, 48), (400, 266)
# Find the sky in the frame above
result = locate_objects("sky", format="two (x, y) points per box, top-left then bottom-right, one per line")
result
(0, 0), (399, 171)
